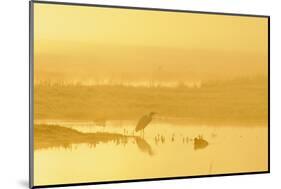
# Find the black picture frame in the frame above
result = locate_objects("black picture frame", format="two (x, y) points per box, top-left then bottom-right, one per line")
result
(29, 1), (270, 188)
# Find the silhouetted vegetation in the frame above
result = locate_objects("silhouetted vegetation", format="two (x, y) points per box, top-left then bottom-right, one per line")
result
(34, 76), (267, 124)
(34, 124), (127, 149)
(34, 124), (154, 155)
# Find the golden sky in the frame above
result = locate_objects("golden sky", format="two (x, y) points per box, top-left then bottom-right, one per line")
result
(34, 3), (268, 52)
(34, 3), (268, 82)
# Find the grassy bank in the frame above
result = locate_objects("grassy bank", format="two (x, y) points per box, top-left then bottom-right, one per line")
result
(34, 124), (131, 150)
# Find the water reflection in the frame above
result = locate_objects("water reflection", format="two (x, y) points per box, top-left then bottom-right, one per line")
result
(34, 121), (268, 186)
(154, 134), (166, 145)
(34, 124), (155, 156)
(135, 137), (154, 155)
(35, 124), (212, 157)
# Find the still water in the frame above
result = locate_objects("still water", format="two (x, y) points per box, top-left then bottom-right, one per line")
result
(34, 119), (268, 186)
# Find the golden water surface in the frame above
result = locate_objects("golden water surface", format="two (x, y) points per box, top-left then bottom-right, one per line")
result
(34, 120), (268, 186)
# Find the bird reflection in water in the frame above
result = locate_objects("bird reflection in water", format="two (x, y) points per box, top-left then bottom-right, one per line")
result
(35, 124), (209, 158)
(34, 124), (154, 156)
(135, 137), (154, 156)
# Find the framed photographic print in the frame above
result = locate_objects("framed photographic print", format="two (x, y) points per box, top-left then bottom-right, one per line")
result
(29, 1), (270, 188)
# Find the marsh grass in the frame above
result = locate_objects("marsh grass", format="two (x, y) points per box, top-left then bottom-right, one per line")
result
(34, 77), (267, 124)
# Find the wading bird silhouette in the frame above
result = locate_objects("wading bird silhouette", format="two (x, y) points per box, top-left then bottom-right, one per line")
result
(135, 112), (157, 138)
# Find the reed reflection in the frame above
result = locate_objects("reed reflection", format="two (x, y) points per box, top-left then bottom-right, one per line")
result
(34, 124), (155, 156)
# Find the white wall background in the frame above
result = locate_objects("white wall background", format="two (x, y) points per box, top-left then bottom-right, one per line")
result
(0, 0), (279, 188)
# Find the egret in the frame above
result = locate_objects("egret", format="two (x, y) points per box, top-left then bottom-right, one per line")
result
(135, 112), (157, 137)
